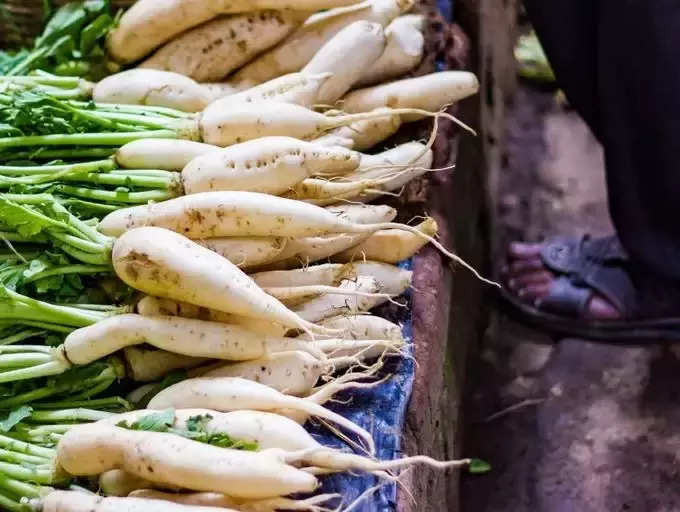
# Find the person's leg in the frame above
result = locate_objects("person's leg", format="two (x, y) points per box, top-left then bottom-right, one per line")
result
(597, 0), (680, 284)
(506, 1), (621, 320)
(523, 0), (600, 139)
(504, 1), (680, 325)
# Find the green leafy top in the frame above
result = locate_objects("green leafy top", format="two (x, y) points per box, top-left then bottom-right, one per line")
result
(117, 409), (259, 451)
(1, 0), (118, 80)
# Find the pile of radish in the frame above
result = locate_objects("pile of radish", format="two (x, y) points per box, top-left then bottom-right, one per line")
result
(0, 0), (492, 509)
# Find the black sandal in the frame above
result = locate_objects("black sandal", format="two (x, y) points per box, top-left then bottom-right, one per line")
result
(498, 235), (680, 342)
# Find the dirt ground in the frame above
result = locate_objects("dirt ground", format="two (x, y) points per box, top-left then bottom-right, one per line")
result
(459, 85), (680, 512)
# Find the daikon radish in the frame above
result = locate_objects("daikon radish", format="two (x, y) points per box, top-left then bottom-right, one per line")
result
(266, 204), (396, 266)
(311, 134), (354, 149)
(57, 425), (318, 499)
(356, 14), (424, 86)
(196, 237), (288, 269)
(302, 314), (404, 341)
(101, 193), (492, 284)
(100, 469), (165, 497)
(202, 82), (240, 101)
(112, 227), (335, 335)
(99, 193), (401, 239)
(62, 314), (322, 364)
(341, 71), (480, 121)
(107, 0), (365, 64)
(283, 176), (391, 205)
(40, 491), (237, 512)
(293, 275), (379, 322)
(313, 108), (402, 150)
(140, 11), (306, 82)
(232, 0), (413, 85)
(94, 70), (212, 112)
(116, 140), (220, 172)
(136, 296), (288, 337)
(263, 283), (392, 305)
(252, 263), (345, 288)
(209, 73), (333, 109)
(334, 217), (437, 263)
(338, 260), (413, 296)
(199, 102), (448, 146)
(302, 21), (386, 104)
(129, 490), (338, 512)
(199, 351), (325, 396)
(124, 347), (208, 382)
(181, 137), (360, 195)
(147, 377), (376, 453)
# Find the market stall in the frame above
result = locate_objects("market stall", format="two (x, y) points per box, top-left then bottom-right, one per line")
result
(0, 1), (490, 510)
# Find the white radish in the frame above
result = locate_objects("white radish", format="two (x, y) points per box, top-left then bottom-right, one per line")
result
(61, 314), (323, 364)
(147, 377), (376, 453)
(283, 176), (391, 205)
(129, 490), (338, 512)
(232, 0), (413, 85)
(338, 260), (413, 296)
(302, 21), (386, 104)
(311, 134), (354, 149)
(303, 314), (404, 341)
(101, 193), (492, 284)
(57, 424), (319, 499)
(103, 409), (467, 476)
(209, 73), (333, 109)
(107, 0), (365, 64)
(263, 283), (392, 306)
(94, 70), (212, 113)
(100, 469), (169, 497)
(198, 351), (325, 396)
(39, 491), (237, 512)
(124, 347), (208, 382)
(356, 141), (432, 175)
(252, 263), (345, 288)
(202, 82), (240, 101)
(254, 261), (410, 294)
(180, 137), (360, 195)
(196, 237), (288, 269)
(98, 191), (404, 238)
(116, 140), (220, 172)
(266, 204), (396, 267)
(313, 108), (402, 150)
(334, 217), (437, 263)
(136, 296), (288, 337)
(356, 14), (424, 86)
(112, 227), (336, 335)
(293, 275), (380, 322)
(140, 11), (306, 82)
(198, 102), (447, 146)
(341, 71), (480, 121)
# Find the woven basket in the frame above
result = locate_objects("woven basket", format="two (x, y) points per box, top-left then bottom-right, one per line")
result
(0, 0), (134, 48)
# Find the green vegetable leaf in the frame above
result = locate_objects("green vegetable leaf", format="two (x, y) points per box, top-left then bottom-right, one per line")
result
(185, 413), (212, 433)
(117, 409), (176, 432)
(0, 405), (33, 432)
(80, 14), (113, 55)
(468, 458), (492, 474)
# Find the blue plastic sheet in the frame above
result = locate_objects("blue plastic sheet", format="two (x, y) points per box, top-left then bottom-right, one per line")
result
(307, 261), (415, 512)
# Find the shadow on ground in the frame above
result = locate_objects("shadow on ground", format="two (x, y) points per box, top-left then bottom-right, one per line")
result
(460, 86), (680, 512)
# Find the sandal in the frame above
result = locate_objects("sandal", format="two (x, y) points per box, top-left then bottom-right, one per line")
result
(498, 235), (680, 342)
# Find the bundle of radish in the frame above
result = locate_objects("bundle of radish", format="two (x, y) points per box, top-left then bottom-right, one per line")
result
(0, 88), (474, 160)
(99, 192), (495, 285)
(231, 0), (414, 86)
(107, 0), (366, 64)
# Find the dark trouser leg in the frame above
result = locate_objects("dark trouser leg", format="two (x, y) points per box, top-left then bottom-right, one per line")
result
(523, 1), (600, 139)
(525, 1), (680, 283)
(597, 0), (680, 282)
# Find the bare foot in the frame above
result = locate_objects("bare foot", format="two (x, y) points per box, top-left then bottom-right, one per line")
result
(502, 241), (623, 320)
